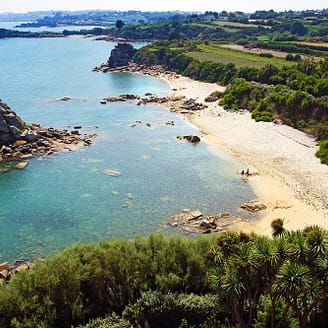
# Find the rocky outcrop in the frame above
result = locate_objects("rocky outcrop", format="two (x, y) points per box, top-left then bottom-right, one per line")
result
(180, 98), (207, 111)
(0, 101), (25, 145)
(0, 100), (96, 163)
(94, 63), (208, 113)
(93, 62), (172, 77)
(177, 135), (201, 143)
(168, 211), (242, 234)
(100, 94), (140, 104)
(107, 43), (136, 68)
(204, 95), (219, 102)
(241, 200), (267, 212)
(0, 260), (34, 284)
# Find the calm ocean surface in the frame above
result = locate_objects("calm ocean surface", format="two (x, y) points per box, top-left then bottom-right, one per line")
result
(0, 36), (255, 262)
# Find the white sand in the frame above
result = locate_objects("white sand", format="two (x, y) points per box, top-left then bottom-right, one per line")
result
(161, 74), (328, 235)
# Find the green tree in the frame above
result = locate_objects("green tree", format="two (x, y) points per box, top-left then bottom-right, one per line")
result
(274, 261), (313, 328)
(290, 21), (308, 36)
(210, 232), (266, 328)
(115, 19), (125, 30)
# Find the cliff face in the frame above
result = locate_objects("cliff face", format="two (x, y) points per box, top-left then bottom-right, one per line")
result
(107, 43), (136, 68)
(0, 100), (26, 145)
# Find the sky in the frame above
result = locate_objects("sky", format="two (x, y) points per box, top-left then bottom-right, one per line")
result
(0, 0), (327, 14)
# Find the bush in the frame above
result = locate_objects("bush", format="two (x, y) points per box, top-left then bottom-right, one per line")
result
(286, 53), (302, 61)
(209, 90), (224, 98)
(254, 297), (298, 328)
(122, 291), (219, 327)
(259, 53), (274, 58)
(313, 125), (328, 141)
(77, 313), (130, 328)
(251, 109), (273, 122)
(316, 139), (328, 164)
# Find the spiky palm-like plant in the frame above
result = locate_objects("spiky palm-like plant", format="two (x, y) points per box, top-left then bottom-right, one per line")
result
(274, 260), (317, 328)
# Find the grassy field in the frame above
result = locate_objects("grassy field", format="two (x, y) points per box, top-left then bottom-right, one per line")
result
(211, 20), (269, 29)
(204, 20), (258, 32)
(295, 41), (328, 48)
(187, 43), (294, 68)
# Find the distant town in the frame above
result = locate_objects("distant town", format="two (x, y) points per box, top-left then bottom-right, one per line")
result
(0, 8), (327, 29)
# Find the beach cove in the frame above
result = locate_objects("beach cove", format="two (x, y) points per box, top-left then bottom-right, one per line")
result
(156, 72), (328, 235)
(92, 56), (328, 235)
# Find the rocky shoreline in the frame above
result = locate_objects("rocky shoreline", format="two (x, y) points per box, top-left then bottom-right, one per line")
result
(0, 100), (96, 168)
(167, 211), (242, 234)
(95, 62), (209, 114)
(0, 260), (34, 285)
(167, 199), (267, 235)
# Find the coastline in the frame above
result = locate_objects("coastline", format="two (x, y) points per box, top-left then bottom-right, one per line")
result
(159, 73), (328, 235)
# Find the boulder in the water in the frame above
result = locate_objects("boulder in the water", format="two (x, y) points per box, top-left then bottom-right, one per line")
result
(103, 168), (121, 177)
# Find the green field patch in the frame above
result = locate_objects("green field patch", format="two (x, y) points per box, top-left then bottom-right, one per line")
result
(187, 43), (293, 68)
(212, 20), (268, 28)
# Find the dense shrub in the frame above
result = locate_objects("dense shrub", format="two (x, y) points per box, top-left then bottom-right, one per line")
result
(251, 109), (273, 122)
(259, 53), (274, 58)
(219, 78), (267, 111)
(77, 313), (130, 328)
(2, 224), (328, 327)
(316, 139), (328, 164)
(286, 53), (302, 61)
(0, 234), (215, 328)
(122, 291), (219, 327)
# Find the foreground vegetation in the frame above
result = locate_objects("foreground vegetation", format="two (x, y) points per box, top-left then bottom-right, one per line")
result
(1, 223), (328, 327)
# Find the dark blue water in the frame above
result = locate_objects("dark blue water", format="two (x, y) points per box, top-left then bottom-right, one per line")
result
(0, 37), (255, 261)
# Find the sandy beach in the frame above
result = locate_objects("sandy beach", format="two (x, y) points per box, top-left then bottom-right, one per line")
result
(161, 74), (328, 235)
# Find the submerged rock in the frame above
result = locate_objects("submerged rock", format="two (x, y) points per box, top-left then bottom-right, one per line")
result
(15, 161), (29, 169)
(121, 200), (132, 208)
(126, 193), (134, 199)
(57, 96), (71, 102)
(103, 168), (121, 177)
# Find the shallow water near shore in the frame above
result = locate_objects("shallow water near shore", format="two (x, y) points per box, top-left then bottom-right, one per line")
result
(0, 37), (255, 261)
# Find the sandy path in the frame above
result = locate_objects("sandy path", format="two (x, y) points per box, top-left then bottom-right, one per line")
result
(161, 75), (328, 235)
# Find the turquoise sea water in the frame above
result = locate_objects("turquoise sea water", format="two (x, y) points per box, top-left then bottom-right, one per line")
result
(0, 37), (255, 262)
